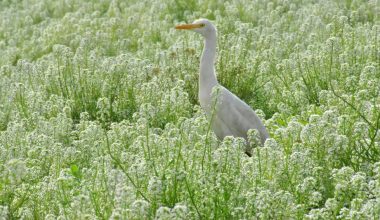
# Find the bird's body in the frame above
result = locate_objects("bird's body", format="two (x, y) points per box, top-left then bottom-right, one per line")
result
(176, 19), (269, 151)
(206, 86), (269, 144)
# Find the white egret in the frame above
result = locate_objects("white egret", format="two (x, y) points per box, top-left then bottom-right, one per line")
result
(175, 19), (269, 155)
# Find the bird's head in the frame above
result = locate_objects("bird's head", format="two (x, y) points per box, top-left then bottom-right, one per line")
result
(175, 19), (216, 38)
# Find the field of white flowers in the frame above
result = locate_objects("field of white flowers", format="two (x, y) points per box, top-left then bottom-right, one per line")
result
(0, 0), (379, 219)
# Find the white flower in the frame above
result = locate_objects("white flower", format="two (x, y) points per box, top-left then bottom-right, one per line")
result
(5, 159), (27, 185)
(247, 129), (261, 147)
(131, 200), (150, 218)
(310, 191), (322, 206)
(172, 204), (189, 219)
(325, 198), (338, 212)
(0, 206), (9, 220)
(155, 206), (171, 220)
(148, 176), (163, 195)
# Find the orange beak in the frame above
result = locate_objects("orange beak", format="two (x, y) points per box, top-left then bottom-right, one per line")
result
(175, 23), (202, 30)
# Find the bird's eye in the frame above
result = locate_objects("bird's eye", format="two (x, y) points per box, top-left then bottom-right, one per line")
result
(200, 23), (205, 27)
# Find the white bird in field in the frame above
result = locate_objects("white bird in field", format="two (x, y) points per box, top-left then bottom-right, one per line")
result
(175, 19), (269, 155)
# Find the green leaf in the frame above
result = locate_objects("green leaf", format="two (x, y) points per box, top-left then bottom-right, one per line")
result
(70, 164), (81, 179)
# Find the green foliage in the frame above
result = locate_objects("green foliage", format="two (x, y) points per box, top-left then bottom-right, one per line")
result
(0, 0), (379, 219)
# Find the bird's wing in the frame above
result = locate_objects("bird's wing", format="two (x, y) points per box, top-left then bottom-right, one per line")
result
(214, 87), (269, 142)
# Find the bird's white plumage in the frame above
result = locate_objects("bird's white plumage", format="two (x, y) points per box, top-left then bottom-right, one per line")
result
(176, 19), (269, 149)
(209, 86), (269, 144)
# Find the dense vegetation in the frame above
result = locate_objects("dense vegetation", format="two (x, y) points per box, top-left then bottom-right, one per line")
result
(0, 0), (379, 219)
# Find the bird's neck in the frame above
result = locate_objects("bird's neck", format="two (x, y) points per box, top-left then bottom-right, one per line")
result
(199, 34), (218, 100)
